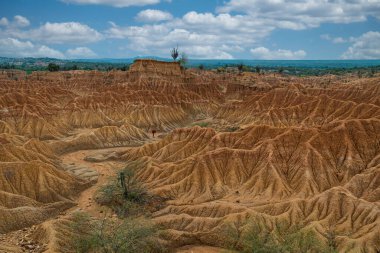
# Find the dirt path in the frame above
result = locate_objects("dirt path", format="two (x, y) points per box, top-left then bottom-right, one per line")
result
(61, 147), (126, 218)
(59, 129), (165, 217)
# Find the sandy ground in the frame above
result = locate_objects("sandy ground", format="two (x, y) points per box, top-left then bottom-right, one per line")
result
(61, 147), (126, 217)
(175, 245), (227, 253)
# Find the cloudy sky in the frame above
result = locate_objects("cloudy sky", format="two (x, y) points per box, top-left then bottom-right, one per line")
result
(0, 0), (379, 60)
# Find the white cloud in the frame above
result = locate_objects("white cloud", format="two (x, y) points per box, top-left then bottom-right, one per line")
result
(35, 45), (65, 58)
(106, 23), (243, 58)
(21, 22), (102, 44)
(0, 17), (102, 45)
(0, 15), (30, 28)
(320, 34), (331, 40)
(98, 0), (379, 58)
(321, 34), (347, 43)
(0, 38), (64, 58)
(183, 12), (240, 29)
(0, 38), (99, 59)
(13, 15), (30, 27)
(106, 11), (273, 58)
(0, 17), (9, 26)
(250, 47), (306, 60)
(66, 47), (97, 58)
(105, 0), (379, 59)
(62, 0), (160, 7)
(218, 0), (380, 29)
(341, 31), (380, 59)
(136, 9), (173, 22)
(184, 45), (234, 59)
(332, 37), (347, 44)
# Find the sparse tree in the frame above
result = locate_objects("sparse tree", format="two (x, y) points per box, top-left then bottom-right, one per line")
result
(255, 66), (261, 74)
(237, 63), (244, 73)
(198, 64), (205, 70)
(178, 52), (188, 67)
(217, 67), (225, 73)
(118, 168), (136, 199)
(370, 68), (376, 77)
(357, 70), (363, 78)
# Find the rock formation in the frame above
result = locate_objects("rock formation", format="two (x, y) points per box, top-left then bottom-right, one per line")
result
(0, 60), (379, 252)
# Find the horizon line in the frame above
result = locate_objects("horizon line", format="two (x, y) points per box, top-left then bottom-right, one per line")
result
(2, 56), (380, 61)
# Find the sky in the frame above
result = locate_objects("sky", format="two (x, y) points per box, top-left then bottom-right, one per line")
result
(0, 0), (379, 60)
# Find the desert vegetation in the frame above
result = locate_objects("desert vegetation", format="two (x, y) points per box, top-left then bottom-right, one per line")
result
(222, 220), (339, 253)
(68, 212), (165, 253)
(95, 161), (166, 217)
(170, 47), (179, 61)
(67, 161), (167, 253)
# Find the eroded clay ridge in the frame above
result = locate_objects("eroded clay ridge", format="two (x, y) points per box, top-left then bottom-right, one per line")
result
(0, 61), (379, 252)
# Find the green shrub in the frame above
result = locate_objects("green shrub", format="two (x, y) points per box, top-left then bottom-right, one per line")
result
(179, 52), (188, 67)
(96, 175), (145, 216)
(69, 212), (97, 253)
(226, 126), (240, 132)
(47, 63), (60, 72)
(192, 122), (210, 128)
(325, 228), (338, 252)
(217, 67), (225, 73)
(69, 212), (165, 253)
(223, 220), (339, 253)
(255, 66), (261, 74)
(96, 161), (165, 217)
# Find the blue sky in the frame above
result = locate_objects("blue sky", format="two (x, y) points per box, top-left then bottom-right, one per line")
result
(0, 0), (379, 60)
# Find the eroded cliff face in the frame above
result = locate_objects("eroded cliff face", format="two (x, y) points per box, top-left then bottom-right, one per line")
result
(0, 61), (379, 252)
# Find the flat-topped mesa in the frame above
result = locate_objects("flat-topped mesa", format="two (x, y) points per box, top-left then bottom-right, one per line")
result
(128, 59), (183, 81)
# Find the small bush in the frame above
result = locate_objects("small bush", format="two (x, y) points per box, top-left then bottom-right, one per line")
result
(96, 174), (145, 216)
(179, 52), (188, 67)
(223, 220), (338, 253)
(217, 67), (225, 73)
(70, 212), (97, 253)
(255, 66), (261, 74)
(96, 181), (144, 217)
(226, 126), (239, 132)
(192, 122), (210, 128)
(325, 228), (338, 251)
(96, 161), (166, 217)
(69, 212), (165, 253)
